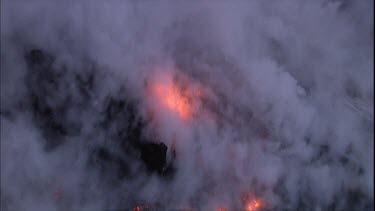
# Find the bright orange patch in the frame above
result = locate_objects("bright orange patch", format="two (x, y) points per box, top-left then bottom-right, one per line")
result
(153, 82), (191, 119)
(241, 193), (262, 211)
(245, 199), (261, 211)
(150, 69), (202, 120)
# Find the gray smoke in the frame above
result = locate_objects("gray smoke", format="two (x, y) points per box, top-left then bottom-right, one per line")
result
(1, 0), (373, 210)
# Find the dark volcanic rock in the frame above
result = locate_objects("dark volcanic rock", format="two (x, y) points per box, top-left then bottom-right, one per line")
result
(24, 48), (176, 178)
(140, 142), (168, 174)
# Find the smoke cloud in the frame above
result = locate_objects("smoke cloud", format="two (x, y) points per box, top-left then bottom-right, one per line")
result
(1, 0), (373, 210)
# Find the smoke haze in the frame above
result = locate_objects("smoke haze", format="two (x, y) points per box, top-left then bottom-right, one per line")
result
(1, 0), (373, 210)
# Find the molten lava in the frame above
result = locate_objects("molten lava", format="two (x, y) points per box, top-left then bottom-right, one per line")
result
(245, 199), (261, 211)
(132, 204), (149, 211)
(150, 69), (203, 120)
(241, 193), (262, 211)
(153, 81), (191, 119)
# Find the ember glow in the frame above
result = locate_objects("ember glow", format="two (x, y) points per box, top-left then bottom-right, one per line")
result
(1, 1), (373, 211)
(153, 79), (191, 119)
(149, 69), (203, 120)
(132, 204), (150, 211)
(245, 199), (261, 211)
(242, 193), (262, 211)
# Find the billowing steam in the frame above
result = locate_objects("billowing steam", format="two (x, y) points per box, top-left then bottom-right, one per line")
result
(1, 0), (373, 210)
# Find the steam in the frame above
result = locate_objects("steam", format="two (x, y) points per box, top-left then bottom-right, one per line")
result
(1, 0), (373, 210)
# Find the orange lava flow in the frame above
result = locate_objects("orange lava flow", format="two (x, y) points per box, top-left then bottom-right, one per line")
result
(241, 193), (262, 211)
(150, 70), (202, 120)
(245, 199), (261, 211)
(132, 204), (149, 211)
(153, 81), (191, 119)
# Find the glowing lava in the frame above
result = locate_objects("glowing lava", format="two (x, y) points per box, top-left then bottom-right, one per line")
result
(150, 69), (203, 120)
(153, 80), (191, 119)
(245, 199), (261, 211)
(132, 204), (149, 211)
(242, 193), (262, 211)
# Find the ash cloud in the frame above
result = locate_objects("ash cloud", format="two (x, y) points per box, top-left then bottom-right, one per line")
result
(1, 0), (373, 210)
